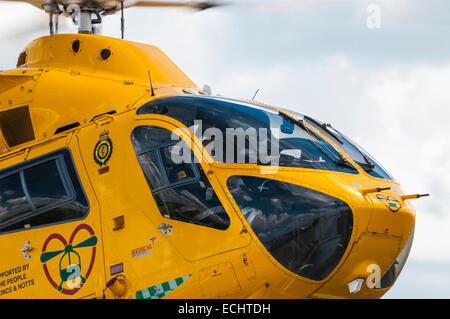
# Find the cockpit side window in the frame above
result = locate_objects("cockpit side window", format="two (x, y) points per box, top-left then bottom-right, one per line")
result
(131, 125), (231, 230)
(137, 96), (358, 175)
(0, 149), (89, 234)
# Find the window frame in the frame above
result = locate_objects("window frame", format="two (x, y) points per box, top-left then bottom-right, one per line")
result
(226, 174), (354, 281)
(131, 124), (232, 231)
(0, 148), (89, 235)
(137, 96), (359, 175)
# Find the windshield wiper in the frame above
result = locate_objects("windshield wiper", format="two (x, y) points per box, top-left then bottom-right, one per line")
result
(279, 111), (327, 143)
(278, 111), (356, 170)
(305, 115), (377, 174)
(304, 115), (344, 145)
(279, 111), (307, 130)
(335, 152), (356, 170)
(358, 154), (375, 172)
(328, 125), (376, 173)
(306, 116), (376, 173)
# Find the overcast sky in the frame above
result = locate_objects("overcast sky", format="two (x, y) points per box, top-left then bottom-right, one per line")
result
(1, 0), (449, 298)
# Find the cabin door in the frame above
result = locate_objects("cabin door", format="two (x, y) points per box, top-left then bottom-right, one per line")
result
(0, 142), (104, 299)
(128, 119), (251, 261)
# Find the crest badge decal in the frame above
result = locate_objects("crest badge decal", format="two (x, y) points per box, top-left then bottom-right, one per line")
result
(94, 130), (113, 166)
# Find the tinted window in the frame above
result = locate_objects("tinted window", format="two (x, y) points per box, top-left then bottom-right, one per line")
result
(153, 165), (230, 230)
(137, 150), (166, 190)
(160, 145), (196, 184)
(25, 160), (70, 209)
(0, 173), (31, 219)
(227, 175), (353, 281)
(0, 149), (89, 234)
(138, 96), (358, 174)
(131, 125), (231, 230)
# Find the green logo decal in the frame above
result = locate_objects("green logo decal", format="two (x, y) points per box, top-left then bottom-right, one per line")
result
(40, 224), (98, 295)
(376, 193), (401, 213)
(136, 274), (191, 299)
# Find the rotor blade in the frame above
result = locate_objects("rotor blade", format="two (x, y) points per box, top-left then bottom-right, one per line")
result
(73, 236), (98, 249)
(40, 250), (64, 263)
(131, 1), (223, 11)
(1, 0), (46, 10)
(103, 0), (225, 16)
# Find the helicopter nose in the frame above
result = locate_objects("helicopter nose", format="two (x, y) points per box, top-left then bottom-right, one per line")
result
(309, 192), (415, 299)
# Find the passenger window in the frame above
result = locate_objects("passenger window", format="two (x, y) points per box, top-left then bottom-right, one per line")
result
(131, 125), (231, 230)
(24, 160), (71, 209)
(0, 149), (89, 234)
(0, 173), (31, 217)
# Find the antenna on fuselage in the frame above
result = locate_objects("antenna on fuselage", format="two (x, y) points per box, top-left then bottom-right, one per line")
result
(120, 1), (125, 39)
(252, 89), (260, 101)
(148, 70), (156, 96)
(45, 3), (61, 35)
(49, 13), (54, 35)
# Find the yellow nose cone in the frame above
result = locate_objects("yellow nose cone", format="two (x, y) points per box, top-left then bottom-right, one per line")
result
(310, 189), (415, 299)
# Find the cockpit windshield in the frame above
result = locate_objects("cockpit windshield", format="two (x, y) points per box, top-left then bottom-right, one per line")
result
(304, 116), (395, 181)
(138, 96), (358, 174)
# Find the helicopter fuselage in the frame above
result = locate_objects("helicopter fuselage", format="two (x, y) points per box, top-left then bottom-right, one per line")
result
(0, 34), (415, 299)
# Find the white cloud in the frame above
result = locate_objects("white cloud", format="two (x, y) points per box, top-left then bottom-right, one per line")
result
(385, 260), (450, 298)
(363, 64), (450, 221)
(411, 211), (450, 263)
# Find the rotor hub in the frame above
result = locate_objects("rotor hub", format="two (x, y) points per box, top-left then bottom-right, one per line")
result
(37, 0), (222, 36)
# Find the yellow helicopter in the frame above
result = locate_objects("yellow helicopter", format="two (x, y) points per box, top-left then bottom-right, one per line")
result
(0, 0), (429, 299)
